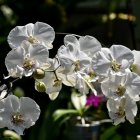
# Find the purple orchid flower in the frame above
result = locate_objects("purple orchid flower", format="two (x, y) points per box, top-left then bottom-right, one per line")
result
(86, 94), (104, 108)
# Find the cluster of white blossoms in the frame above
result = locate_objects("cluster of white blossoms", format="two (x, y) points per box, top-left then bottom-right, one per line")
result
(1, 21), (140, 134)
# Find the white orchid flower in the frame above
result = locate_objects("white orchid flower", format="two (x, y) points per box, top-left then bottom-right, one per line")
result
(35, 58), (62, 100)
(92, 45), (134, 76)
(0, 95), (40, 135)
(5, 41), (49, 77)
(101, 72), (140, 101)
(56, 66), (76, 87)
(48, 58), (76, 85)
(75, 73), (90, 95)
(80, 61), (102, 83)
(47, 58), (76, 87)
(8, 22), (55, 49)
(35, 58), (76, 100)
(35, 71), (62, 100)
(57, 34), (102, 74)
(130, 50), (140, 76)
(58, 58), (98, 95)
(57, 44), (91, 74)
(75, 72), (97, 95)
(107, 96), (137, 125)
(64, 34), (102, 58)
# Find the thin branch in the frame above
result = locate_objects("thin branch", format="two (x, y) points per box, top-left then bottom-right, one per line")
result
(56, 32), (82, 38)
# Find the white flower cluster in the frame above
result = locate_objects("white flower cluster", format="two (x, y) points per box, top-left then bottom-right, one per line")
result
(1, 21), (140, 134)
(0, 95), (40, 135)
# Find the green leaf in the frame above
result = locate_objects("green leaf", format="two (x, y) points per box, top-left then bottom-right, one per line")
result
(53, 109), (79, 121)
(100, 125), (122, 140)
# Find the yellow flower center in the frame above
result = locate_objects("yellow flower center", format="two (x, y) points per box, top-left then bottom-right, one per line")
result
(83, 69), (97, 83)
(28, 36), (39, 44)
(12, 113), (24, 125)
(115, 106), (125, 118)
(111, 60), (121, 72)
(89, 70), (96, 80)
(74, 60), (80, 71)
(23, 58), (35, 70)
(116, 84), (126, 96)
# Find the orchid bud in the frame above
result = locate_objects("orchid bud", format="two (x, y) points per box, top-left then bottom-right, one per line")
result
(3, 130), (22, 140)
(35, 81), (46, 92)
(33, 69), (45, 79)
(14, 87), (24, 97)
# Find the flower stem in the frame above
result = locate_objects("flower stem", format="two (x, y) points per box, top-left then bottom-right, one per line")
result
(81, 117), (86, 125)
(56, 32), (82, 38)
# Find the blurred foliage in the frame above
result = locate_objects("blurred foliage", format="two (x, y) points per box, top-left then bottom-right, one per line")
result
(100, 125), (122, 140)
